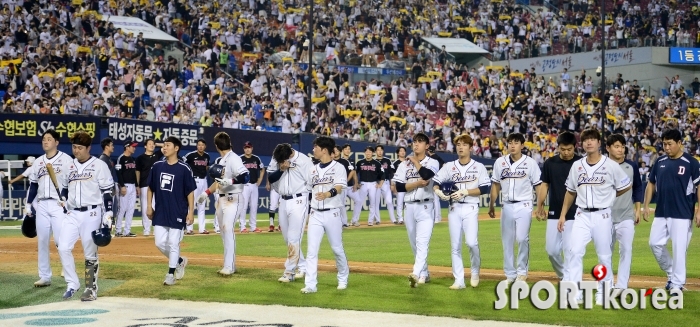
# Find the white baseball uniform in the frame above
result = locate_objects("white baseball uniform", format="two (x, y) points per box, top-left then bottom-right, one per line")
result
(115, 154), (137, 236)
(491, 154), (542, 279)
(184, 150), (211, 233)
(433, 159), (491, 287)
(212, 157), (223, 233)
(393, 160), (405, 223)
(140, 186), (155, 234)
(28, 151), (72, 281)
(392, 156), (440, 279)
(216, 151), (249, 272)
(376, 158), (397, 223)
(565, 155), (630, 299)
(305, 161), (349, 291)
(58, 157), (114, 292)
(187, 178), (208, 232)
(268, 150), (314, 276)
(610, 159), (643, 289)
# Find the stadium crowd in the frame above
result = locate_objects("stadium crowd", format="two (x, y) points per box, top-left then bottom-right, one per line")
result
(0, 0), (699, 172)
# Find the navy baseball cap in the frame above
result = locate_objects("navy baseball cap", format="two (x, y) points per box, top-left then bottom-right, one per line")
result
(125, 139), (138, 148)
(243, 141), (253, 148)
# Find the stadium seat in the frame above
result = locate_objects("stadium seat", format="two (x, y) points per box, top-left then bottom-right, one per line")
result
(662, 89), (669, 97)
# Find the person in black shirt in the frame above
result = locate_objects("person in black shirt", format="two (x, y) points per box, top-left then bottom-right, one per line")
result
(391, 146), (407, 224)
(427, 145), (445, 223)
(375, 145), (397, 224)
(239, 142), (265, 233)
(115, 140), (139, 237)
(535, 131), (581, 281)
(355, 147), (384, 226)
(99, 137), (119, 220)
(184, 139), (211, 234)
(136, 139), (164, 236)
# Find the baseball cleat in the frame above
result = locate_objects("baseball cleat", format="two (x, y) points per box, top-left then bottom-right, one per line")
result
(268, 225), (275, 232)
(368, 223), (373, 226)
(300, 287), (317, 294)
(80, 288), (97, 302)
(408, 274), (419, 288)
(63, 288), (79, 300)
(163, 274), (176, 286)
(218, 268), (235, 277)
(516, 275), (527, 282)
(125, 233), (136, 237)
(337, 283), (347, 290)
(240, 228), (248, 233)
(215, 230), (221, 234)
(418, 276), (430, 284)
(276, 226), (282, 232)
(252, 228), (262, 233)
(352, 222), (360, 227)
(200, 230), (210, 235)
(114, 233), (122, 237)
(175, 257), (188, 280)
(375, 221), (380, 225)
(185, 231), (194, 235)
(294, 270), (306, 279)
(34, 278), (51, 287)
(143, 233), (150, 237)
(342, 224), (348, 228)
(470, 275), (480, 287)
(399, 221), (404, 224)
(393, 221), (398, 224)
(665, 280), (672, 290)
(505, 277), (515, 287)
(278, 274), (295, 283)
(449, 283), (465, 290)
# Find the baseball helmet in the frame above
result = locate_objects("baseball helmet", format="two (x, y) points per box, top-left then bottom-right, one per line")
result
(21, 216), (37, 238)
(440, 181), (458, 197)
(91, 224), (112, 247)
(209, 163), (225, 179)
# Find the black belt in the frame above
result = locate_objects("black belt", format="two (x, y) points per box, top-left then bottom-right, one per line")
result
(281, 193), (305, 200)
(313, 208), (332, 212)
(504, 201), (522, 204)
(219, 193), (240, 197)
(406, 198), (431, 203)
(73, 205), (98, 212)
(195, 177), (207, 179)
(581, 208), (605, 212)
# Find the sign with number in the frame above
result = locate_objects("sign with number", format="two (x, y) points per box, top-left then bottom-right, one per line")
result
(669, 48), (700, 64)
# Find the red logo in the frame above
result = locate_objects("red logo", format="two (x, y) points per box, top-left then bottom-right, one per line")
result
(502, 162), (506, 166)
(452, 167), (456, 171)
(591, 264), (607, 281)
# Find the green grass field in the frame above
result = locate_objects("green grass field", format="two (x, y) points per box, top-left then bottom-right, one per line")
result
(1, 206), (697, 327)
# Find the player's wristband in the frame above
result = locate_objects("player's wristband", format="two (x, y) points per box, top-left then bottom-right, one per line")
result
(205, 189), (212, 196)
(329, 188), (338, 197)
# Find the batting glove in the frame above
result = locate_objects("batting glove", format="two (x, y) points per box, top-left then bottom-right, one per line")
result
(197, 193), (209, 204)
(216, 178), (233, 187)
(102, 211), (113, 227)
(435, 190), (451, 201)
(24, 204), (33, 217)
(450, 189), (470, 200)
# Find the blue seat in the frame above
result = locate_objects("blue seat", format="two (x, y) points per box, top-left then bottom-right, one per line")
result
(661, 89), (669, 97)
(686, 89), (693, 96)
(0, 91), (6, 99)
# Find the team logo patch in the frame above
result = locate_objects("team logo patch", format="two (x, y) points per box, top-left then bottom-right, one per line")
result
(452, 167), (456, 171)
(160, 173), (175, 191)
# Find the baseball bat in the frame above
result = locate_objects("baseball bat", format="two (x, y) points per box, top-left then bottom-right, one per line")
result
(45, 163), (68, 214)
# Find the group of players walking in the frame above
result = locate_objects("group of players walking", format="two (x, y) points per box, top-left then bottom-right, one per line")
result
(22, 126), (699, 300)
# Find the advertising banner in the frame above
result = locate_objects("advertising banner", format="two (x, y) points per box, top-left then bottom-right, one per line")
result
(0, 114), (101, 143)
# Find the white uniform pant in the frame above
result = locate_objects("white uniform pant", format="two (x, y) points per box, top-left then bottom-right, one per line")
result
(305, 207), (349, 290)
(213, 196), (221, 232)
(546, 219), (574, 280)
(612, 219), (635, 289)
(154, 225), (184, 268)
(448, 203), (480, 286)
(404, 200), (434, 277)
(189, 178), (208, 232)
(35, 199), (65, 280)
(339, 189), (349, 225)
(116, 184), (136, 234)
(59, 206), (101, 290)
(279, 194), (308, 274)
(433, 193), (442, 222)
(375, 180), (396, 222)
(239, 184), (259, 230)
(217, 193), (244, 271)
(501, 201), (533, 278)
(347, 186), (362, 224)
(568, 208), (613, 297)
(649, 217), (693, 289)
(395, 192), (405, 222)
(140, 186), (154, 235)
(269, 189), (280, 212)
(357, 182), (378, 224)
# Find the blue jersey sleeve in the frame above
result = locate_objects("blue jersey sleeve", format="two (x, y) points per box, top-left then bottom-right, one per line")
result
(628, 160), (644, 203)
(648, 159), (659, 184)
(183, 166), (197, 196)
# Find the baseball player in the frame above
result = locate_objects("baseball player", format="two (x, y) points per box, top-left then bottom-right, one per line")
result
(428, 145), (445, 223)
(606, 134), (644, 292)
(392, 146), (407, 224)
(197, 132), (250, 276)
(8, 156), (36, 185)
(184, 139), (211, 234)
(333, 145), (357, 227)
(239, 141), (265, 233)
(267, 143), (314, 282)
(115, 139), (139, 237)
(558, 129), (631, 305)
(265, 180), (281, 232)
(301, 137), (350, 293)
(136, 139), (164, 236)
(432, 134), (490, 290)
(375, 145), (397, 224)
(57, 131), (115, 301)
(146, 136), (196, 286)
(0, 170), (4, 220)
(392, 133), (440, 287)
(25, 129), (71, 287)
(535, 132), (581, 281)
(489, 133), (542, 284)
(99, 138), (119, 227)
(643, 129), (700, 292)
(354, 147), (384, 226)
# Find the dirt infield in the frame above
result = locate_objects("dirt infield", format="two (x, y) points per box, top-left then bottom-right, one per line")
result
(0, 235), (696, 291)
